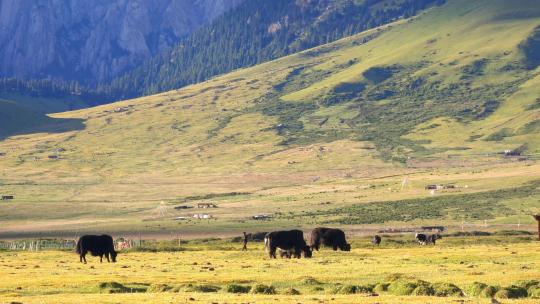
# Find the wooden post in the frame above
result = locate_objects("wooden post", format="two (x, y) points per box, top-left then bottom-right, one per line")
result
(534, 215), (540, 241)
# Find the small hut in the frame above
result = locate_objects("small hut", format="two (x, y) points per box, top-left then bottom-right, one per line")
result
(197, 203), (217, 208)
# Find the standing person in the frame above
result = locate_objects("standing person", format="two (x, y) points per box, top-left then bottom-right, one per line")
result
(242, 232), (249, 251)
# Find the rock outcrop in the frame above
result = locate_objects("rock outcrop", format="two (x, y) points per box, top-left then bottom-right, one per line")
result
(0, 0), (243, 83)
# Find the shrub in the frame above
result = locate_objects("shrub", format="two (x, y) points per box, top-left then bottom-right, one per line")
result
(516, 280), (540, 289)
(184, 284), (220, 293)
(333, 284), (373, 294)
(466, 282), (499, 298)
(528, 287), (540, 299)
(251, 284), (276, 294)
(480, 285), (499, 298)
(226, 284), (251, 294)
(301, 277), (322, 285)
(283, 287), (301, 295)
(387, 279), (430, 296)
(411, 284), (435, 296)
(147, 283), (174, 293)
(432, 283), (463, 297)
(467, 282), (487, 297)
(97, 282), (135, 293)
(494, 286), (527, 299)
(484, 128), (513, 141)
(373, 283), (389, 293)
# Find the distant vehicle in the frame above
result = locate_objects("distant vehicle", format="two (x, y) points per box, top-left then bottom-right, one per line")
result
(1, 195), (14, 200)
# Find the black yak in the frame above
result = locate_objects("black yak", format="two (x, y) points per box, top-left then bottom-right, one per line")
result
(310, 227), (351, 252)
(76, 235), (117, 263)
(372, 235), (382, 246)
(264, 230), (312, 259)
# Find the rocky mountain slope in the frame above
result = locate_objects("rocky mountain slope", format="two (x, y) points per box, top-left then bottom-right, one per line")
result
(0, 0), (242, 83)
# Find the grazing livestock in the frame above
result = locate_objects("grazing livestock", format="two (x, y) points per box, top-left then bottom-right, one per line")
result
(264, 230), (312, 259)
(76, 235), (117, 263)
(310, 227), (351, 252)
(415, 233), (441, 245)
(415, 233), (428, 245)
(427, 234), (441, 244)
(372, 235), (382, 246)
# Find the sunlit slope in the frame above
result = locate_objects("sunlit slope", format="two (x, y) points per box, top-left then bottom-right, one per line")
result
(0, 0), (539, 181)
(280, 0), (540, 159)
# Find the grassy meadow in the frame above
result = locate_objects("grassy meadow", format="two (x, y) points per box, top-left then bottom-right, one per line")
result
(0, 0), (539, 303)
(1, 236), (540, 303)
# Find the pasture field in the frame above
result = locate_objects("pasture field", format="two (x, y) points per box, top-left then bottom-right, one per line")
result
(0, 236), (539, 304)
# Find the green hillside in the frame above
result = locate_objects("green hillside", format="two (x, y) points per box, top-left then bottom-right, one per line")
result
(0, 0), (539, 236)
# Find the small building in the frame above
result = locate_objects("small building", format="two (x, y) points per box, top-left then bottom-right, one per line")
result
(425, 184), (454, 190)
(1, 195), (14, 200)
(197, 203), (217, 208)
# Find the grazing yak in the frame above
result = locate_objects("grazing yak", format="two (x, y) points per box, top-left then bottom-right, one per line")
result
(310, 227), (351, 252)
(415, 233), (441, 245)
(76, 235), (117, 263)
(372, 235), (382, 246)
(264, 230), (312, 259)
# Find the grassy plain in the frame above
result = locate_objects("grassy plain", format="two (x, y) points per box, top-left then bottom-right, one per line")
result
(1, 237), (539, 303)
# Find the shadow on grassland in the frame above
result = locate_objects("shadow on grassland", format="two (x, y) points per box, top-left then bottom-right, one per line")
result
(0, 100), (85, 141)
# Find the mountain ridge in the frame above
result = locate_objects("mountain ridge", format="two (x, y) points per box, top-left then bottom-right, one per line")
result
(0, 0), (243, 83)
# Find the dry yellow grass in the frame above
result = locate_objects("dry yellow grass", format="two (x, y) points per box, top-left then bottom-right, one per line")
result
(1, 240), (539, 303)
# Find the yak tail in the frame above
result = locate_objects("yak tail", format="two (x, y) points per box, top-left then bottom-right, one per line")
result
(264, 236), (270, 252)
(75, 238), (81, 254)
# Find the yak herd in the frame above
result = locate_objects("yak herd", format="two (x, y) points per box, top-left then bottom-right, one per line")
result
(76, 229), (441, 263)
